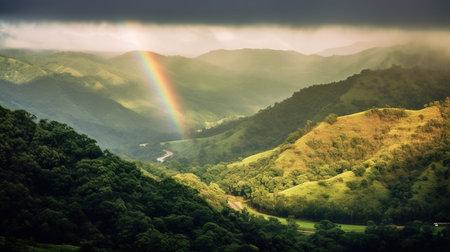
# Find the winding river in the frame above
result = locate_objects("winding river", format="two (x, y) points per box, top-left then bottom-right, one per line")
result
(157, 149), (173, 162)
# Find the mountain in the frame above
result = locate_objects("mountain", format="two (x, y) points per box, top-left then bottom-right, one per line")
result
(193, 101), (450, 224)
(316, 41), (390, 56)
(166, 67), (450, 164)
(2, 43), (450, 132)
(0, 75), (170, 160)
(1, 44), (450, 162)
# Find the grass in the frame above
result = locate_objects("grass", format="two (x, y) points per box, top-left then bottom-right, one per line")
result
(243, 203), (366, 232)
(271, 107), (441, 213)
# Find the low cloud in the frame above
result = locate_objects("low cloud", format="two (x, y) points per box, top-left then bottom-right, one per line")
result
(0, 22), (449, 57)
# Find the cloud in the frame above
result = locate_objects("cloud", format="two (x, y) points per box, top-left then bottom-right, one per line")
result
(1, 22), (449, 57)
(1, 0), (450, 27)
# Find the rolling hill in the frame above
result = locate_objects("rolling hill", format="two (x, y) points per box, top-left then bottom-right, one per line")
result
(166, 67), (450, 164)
(194, 100), (450, 224)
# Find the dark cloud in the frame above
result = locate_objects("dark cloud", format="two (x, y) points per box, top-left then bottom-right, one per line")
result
(1, 0), (449, 27)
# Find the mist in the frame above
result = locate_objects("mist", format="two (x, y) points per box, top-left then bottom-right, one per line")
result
(1, 21), (450, 57)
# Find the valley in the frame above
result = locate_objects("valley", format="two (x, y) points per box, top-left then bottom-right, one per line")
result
(1, 44), (450, 162)
(159, 102), (450, 225)
(2, 1), (450, 250)
(227, 196), (367, 233)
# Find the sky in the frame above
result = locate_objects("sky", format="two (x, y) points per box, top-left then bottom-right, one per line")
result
(0, 0), (449, 56)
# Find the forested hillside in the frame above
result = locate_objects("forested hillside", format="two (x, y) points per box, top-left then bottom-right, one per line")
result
(167, 67), (450, 164)
(188, 100), (450, 224)
(0, 105), (300, 251)
(2, 105), (450, 251)
(0, 75), (170, 160)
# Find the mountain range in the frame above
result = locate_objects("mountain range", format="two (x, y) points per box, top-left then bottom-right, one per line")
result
(1, 43), (450, 162)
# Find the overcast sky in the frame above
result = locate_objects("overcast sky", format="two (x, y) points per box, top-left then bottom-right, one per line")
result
(0, 0), (449, 56)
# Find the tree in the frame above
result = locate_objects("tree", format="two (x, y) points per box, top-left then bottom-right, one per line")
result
(325, 113), (338, 125)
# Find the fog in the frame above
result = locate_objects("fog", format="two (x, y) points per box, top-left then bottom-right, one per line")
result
(0, 21), (449, 57)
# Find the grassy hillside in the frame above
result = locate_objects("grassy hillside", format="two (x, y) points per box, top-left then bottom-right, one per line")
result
(194, 100), (450, 223)
(167, 67), (450, 164)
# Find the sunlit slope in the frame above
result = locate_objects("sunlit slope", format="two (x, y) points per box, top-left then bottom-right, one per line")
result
(0, 55), (48, 83)
(226, 106), (442, 184)
(279, 106), (440, 186)
(275, 107), (439, 173)
(168, 67), (450, 164)
(221, 103), (450, 222)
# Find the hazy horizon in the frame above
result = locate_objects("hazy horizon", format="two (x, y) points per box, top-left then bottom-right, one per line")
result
(1, 22), (450, 57)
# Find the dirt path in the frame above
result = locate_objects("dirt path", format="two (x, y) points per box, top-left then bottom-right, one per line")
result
(227, 200), (244, 211)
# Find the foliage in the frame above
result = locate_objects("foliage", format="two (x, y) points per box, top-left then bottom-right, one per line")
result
(365, 108), (408, 121)
(173, 173), (228, 211)
(325, 113), (338, 124)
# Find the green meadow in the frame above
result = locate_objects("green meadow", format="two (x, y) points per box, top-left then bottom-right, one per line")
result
(243, 203), (367, 232)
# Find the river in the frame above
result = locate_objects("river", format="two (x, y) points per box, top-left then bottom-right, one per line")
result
(157, 149), (173, 162)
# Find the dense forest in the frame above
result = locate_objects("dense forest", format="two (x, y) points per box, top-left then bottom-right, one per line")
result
(2, 105), (450, 251)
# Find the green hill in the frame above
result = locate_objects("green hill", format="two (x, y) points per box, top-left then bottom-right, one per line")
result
(0, 75), (170, 160)
(194, 101), (450, 224)
(166, 67), (450, 164)
(0, 55), (48, 83)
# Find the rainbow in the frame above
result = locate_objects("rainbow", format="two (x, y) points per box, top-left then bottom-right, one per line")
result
(121, 23), (187, 138)
(135, 50), (187, 138)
